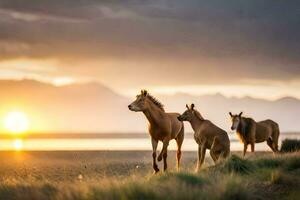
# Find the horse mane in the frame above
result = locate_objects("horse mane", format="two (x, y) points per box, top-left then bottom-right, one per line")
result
(146, 93), (165, 111)
(237, 117), (251, 142)
(194, 110), (205, 121)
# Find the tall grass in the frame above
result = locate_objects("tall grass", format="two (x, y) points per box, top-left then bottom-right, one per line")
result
(0, 152), (299, 200)
(254, 157), (283, 169)
(0, 183), (57, 200)
(281, 139), (300, 153)
(213, 155), (255, 174)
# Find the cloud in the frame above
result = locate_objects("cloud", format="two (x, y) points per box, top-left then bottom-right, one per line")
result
(0, 8), (40, 22)
(0, 8), (88, 23)
(0, 0), (299, 88)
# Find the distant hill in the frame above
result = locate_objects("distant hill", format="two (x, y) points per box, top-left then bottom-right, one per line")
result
(0, 79), (137, 133)
(157, 93), (300, 133)
(0, 79), (299, 133)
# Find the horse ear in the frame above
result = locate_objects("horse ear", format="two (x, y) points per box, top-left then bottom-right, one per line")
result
(186, 104), (189, 110)
(141, 90), (148, 96)
(229, 112), (233, 117)
(191, 103), (195, 110)
(239, 112), (243, 117)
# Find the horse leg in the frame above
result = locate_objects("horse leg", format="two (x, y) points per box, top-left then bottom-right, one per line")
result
(175, 132), (184, 171)
(196, 144), (206, 172)
(217, 150), (228, 163)
(163, 150), (168, 171)
(151, 138), (159, 173)
(210, 138), (220, 164)
(267, 138), (275, 152)
(272, 128), (280, 152)
(210, 150), (218, 164)
(158, 138), (170, 162)
(273, 141), (279, 153)
(161, 139), (170, 172)
(250, 143), (255, 153)
(243, 143), (248, 157)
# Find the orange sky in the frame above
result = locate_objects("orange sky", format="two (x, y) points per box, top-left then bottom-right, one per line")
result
(0, 58), (299, 100)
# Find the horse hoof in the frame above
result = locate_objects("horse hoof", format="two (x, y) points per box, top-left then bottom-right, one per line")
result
(157, 156), (162, 162)
(153, 169), (160, 175)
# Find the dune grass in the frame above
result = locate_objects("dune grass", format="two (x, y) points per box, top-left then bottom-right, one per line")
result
(0, 151), (299, 200)
(281, 139), (300, 153)
(213, 155), (256, 175)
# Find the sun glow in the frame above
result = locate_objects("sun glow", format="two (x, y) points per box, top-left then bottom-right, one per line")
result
(53, 77), (75, 86)
(13, 139), (23, 151)
(4, 111), (30, 134)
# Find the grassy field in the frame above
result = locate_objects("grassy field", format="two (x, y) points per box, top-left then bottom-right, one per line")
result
(0, 151), (299, 200)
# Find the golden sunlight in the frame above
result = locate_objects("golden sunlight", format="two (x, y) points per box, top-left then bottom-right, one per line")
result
(4, 111), (30, 134)
(53, 77), (75, 86)
(13, 139), (23, 151)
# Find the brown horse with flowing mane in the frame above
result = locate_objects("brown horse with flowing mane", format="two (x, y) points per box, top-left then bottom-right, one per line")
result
(128, 90), (184, 173)
(229, 112), (280, 156)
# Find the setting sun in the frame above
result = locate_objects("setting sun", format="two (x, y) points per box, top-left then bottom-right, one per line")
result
(4, 111), (30, 134)
(13, 139), (23, 151)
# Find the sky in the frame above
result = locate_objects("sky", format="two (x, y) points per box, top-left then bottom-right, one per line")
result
(0, 0), (299, 100)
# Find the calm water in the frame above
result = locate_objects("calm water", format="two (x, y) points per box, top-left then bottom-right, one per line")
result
(0, 133), (299, 151)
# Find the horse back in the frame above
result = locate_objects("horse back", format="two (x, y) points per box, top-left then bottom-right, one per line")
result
(258, 120), (278, 131)
(255, 119), (278, 142)
(198, 120), (229, 148)
(258, 119), (279, 134)
(259, 119), (278, 127)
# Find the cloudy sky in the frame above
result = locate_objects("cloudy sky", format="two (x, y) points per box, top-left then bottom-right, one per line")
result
(0, 0), (299, 99)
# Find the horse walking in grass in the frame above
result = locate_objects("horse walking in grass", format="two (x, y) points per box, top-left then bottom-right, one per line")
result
(128, 90), (184, 173)
(178, 104), (230, 172)
(229, 112), (280, 156)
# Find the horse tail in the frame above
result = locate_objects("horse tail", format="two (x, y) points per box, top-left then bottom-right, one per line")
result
(223, 132), (231, 159)
(272, 122), (280, 151)
(218, 134), (230, 160)
(223, 143), (231, 159)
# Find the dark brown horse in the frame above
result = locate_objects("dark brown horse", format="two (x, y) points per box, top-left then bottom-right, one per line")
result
(229, 112), (280, 156)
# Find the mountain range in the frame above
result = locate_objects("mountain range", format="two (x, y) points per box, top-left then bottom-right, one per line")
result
(0, 79), (299, 133)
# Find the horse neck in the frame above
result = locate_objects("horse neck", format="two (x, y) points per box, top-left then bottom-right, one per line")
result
(190, 115), (204, 133)
(143, 102), (165, 126)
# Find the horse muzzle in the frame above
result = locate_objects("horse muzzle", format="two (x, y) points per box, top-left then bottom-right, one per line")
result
(128, 105), (133, 111)
(128, 104), (141, 112)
